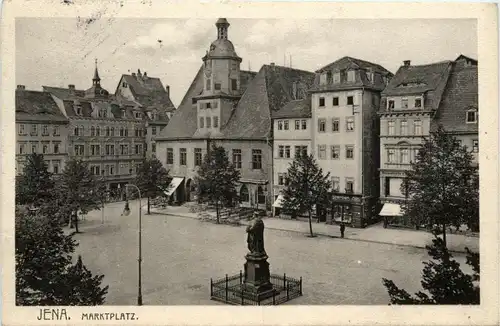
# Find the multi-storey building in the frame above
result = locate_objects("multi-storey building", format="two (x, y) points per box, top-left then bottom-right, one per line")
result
(156, 18), (314, 209)
(15, 86), (69, 174)
(378, 59), (454, 217)
(271, 97), (312, 216)
(114, 70), (175, 158)
(432, 55), (478, 164)
(309, 57), (393, 227)
(43, 64), (175, 195)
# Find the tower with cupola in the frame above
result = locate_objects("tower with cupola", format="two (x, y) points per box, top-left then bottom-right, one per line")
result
(194, 18), (243, 137)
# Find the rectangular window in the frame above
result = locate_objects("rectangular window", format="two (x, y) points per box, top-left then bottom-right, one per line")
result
(31, 144), (37, 153)
(180, 148), (187, 165)
(199, 117), (204, 128)
(206, 117), (211, 128)
(42, 125), (49, 136)
(74, 144), (84, 156)
(318, 119), (326, 132)
(277, 120), (283, 130)
(53, 162), (59, 174)
(388, 100), (395, 110)
(346, 117), (354, 131)
(466, 111), (478, 123)
(401, 120), (408, 135)
(332, 177), (340, 192)
(278, 145), (284, 158)
(319, 97), (325, 107)
(294, 145), (307, 158)
(206, 102), (211, 109)
(31, 124), (38, 136)
(283, 120), (289, 130)
(332, 97), (339, 106)
(122, 82), (128, 88)
(53, 143), (60, 154)
(413, 120), (422, 135)
(402, 98), (409, 109)
(166, 148), (174, 164)
(345, 178), (354, 193)
(152, 143), (156, 153)
(347, 96), (354, 105)
(301, 120), (307, 130)
(472, 139), (479, 153)
(333, 72), (341, 83)
(331, 146), (340, 159)
(332, 118), (339, 132)
(152, 127), (157, 135)
(206, 79), (211, 91)
(400, 148), (409, 164)
(194, 148), (203, 166)
(412, 148), (420, 162)
(231, 79), (237, 91)
(110, 165), (114, 175)
(19, 124), (25, 135)
(278, 173), (285, 186)
(347, 70), (356, 82)
(284, 146), (291, 158)
(42, 144), (48, 154)
(19, 143), (25, 154)
(318, 145), (326, 159)
(345, 145), (354, 159)
(252, 149), (262, 169)
(415, 98), (422, 108)
(294, 120), (300, 130)
(388, 149), (395, 163)
(213, 117), (219, 128)
(388, 121), (395, 135)
(232, 149), (242, 169)
(214, 83), (221, 90)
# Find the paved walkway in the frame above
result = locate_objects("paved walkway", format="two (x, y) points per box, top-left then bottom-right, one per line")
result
(150, 205), (479, 254)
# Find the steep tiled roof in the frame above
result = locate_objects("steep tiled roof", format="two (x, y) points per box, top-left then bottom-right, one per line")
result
(42, 86), (86, 100)
(432, 58), (478, 133)
(311, 56), (392, 92)
(271, 97), (311, 119)
(16, 90), (68, 123)
(118, 74), (175, 109)
(218, 65), (315, 138)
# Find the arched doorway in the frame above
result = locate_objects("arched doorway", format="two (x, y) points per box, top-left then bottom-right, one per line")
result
(240, 185), (249, 205)
(186, 179), (192, 202)
(257, 186), (266, 209)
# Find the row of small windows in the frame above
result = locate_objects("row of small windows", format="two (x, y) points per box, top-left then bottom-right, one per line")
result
(239, 185), (266, 205)
(200, 101), (219, 109)
(276, 119), (307, 131)
(166, 148), (263, 170)
(88, 162), (140, 176)
(206, 79), (238, 91)
(387, 98), (422, 110)
(319, 69), (363, 85)
(199, 116), (219, 129)
(72, 142), (150, 156)
(317, 145), (354, 160)
(331, 177), (355, 193)
(73, 126), (155, 137)
(18, 141), (61, 155)
(276, 145), (308, 159)
(385, 120), (422, 136)
(318, 95), (355, 107)
(18, 124), (61, 136)
(386, 147), (420, 165)
(318, 117), (354, 132)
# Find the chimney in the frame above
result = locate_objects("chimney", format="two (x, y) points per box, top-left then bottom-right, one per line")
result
(137, 69), (142, 78)
(165, 85), (170, 96)
(270, 62), (275, 66)
(403, 60), (411, 66)
(132, 72), (136, 77)
(16, 85), (25, 90)
(143, 72), (147, 78)
(68, 84), (75, 90)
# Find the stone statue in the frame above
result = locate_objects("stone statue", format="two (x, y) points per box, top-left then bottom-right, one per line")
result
(246, 213), (266, 256)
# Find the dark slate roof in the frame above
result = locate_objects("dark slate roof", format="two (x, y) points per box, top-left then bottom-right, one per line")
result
(432, 57), (478, 133)
(42, 86), (86, 100)
(219, 65), (315, 138)
(159, 66), (258, 139)
(271, 97), (311, 119)
(117, 74), (175, 109)
(310, 56), (393, 92)
(16, 90), (68, 123)
(382, 61), (452, 96)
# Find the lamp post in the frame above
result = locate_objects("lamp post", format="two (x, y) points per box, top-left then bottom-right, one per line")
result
(121, 183), (143, 306)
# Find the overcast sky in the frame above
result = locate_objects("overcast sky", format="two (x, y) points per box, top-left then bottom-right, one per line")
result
(16, 18), (477, 107)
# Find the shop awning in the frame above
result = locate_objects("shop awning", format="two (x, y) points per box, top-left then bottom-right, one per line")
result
(163, 177), (184, 196)
(272, 195), (284, 208)
(379, 203), (403, 217)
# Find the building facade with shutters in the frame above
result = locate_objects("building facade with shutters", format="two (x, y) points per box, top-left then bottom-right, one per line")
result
(156, 18), (315, 210)
(309, 57), (393, 227)
(15, 86), (70, 175)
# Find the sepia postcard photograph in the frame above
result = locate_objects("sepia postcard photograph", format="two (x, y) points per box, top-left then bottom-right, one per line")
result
(1, 1), (499, 326)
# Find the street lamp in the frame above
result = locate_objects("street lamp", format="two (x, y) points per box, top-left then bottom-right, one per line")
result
(121, 183), (143, 306)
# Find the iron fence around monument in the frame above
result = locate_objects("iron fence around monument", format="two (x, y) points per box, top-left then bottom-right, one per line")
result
(210, 271), (302, 305)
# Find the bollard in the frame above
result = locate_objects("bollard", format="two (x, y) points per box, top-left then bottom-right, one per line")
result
(210, 278), (213, 297)
(299, 277), (303, 295)
(283, 273), (286, 289)
(225, 274), (228, 302)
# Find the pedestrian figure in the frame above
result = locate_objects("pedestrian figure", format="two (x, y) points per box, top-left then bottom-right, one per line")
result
(340, 222), (345, 238)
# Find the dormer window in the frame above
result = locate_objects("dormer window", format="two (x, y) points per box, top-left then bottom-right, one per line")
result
(333, 72), (341, 84)
(121, 110), (126, 118)
(76, 106), (82, 115)
(98, 108), (107, 118)
(388, 100), (395, 110)
(414, 98), (422, 108)
(347, 70), (356, 82)
(367, 71), (374, 83)
(320, 73), (327, 85)
(134, 111), (142, 119)
(122, 82), (128, 88)
(214, 83), (221, 91)
(206, 102), (211, 109)
(466, 110), (478, 123)
(401, 98), (409, 109)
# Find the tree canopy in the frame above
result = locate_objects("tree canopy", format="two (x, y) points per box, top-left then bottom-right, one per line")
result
(16, 153), (55, 207)
(134, 157), (171, 214)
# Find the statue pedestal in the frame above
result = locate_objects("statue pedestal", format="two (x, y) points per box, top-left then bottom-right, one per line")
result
(243, 253), (275, 300)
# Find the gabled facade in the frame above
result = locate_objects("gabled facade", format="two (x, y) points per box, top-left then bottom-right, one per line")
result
(156, 18), (315, 209)
(15, 87), (70, 174)
(309, 57), (393, 227)
(378, 59), (453, 208)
